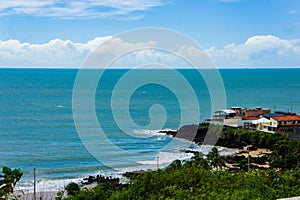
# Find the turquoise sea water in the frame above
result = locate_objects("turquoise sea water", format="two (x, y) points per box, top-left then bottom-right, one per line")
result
(0, 68), (299, 191)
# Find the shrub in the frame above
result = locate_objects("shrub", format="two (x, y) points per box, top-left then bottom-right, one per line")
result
(65, 182), (80, 196)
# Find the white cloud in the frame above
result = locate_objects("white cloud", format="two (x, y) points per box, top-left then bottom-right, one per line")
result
(0, 36), (175, 68)
(1, 35), (300, 68)
(0, 37), (112, 67)
(289, 10), (297, 15)
(206, 35), (300, 68)
(83, 37), (160, 68)
(0, 0), (167, 19)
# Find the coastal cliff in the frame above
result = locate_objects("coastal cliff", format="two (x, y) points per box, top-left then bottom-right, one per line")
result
(161, 124), (243, 148)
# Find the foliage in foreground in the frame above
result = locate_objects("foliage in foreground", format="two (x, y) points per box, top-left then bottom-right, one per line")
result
(0, 166), (23, 200)
(63, 127), (300, 199)
(65, 155), (300, 199)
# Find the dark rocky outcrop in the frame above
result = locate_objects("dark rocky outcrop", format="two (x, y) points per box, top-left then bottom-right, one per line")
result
(165, 124), (243, 148)
(158, 130), (177, 137)
(81, 174), (127, 190)
(123, 170), (147, 179)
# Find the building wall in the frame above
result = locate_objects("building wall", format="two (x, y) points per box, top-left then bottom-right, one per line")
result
(242, 109), (271, 118)
(224, 118), (241, 127)
(230, 107), (271, 118)
(269, 118), (278, 128)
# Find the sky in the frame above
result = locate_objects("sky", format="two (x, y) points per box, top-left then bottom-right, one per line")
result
(0, 0), (300, 68)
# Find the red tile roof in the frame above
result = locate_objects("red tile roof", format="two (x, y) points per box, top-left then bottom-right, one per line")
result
(271, 116), (300, 121)
(244, 116), (260, 120)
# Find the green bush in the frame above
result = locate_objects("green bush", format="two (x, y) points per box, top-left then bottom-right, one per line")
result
(65, 182), (80, 196)
(0, 166), (23, 199)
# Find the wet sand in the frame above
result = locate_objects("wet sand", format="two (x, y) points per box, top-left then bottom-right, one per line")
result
(15, 190), (61, 200)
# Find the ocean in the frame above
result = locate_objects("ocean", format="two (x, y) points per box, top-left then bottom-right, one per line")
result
(0, 68), (299, 192)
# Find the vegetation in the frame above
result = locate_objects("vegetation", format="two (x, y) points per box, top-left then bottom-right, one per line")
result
(218, 124), (282, 149)
(0, 166), (23, 200)
(62, 140), (300, 199)
(206, 147), (226, 169)
(216, 124), (300, 170)
(269, 139), (300, 170)
(65, 182), (80, 196)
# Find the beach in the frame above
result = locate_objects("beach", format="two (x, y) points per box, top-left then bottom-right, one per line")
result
(15, 191), (58, 200)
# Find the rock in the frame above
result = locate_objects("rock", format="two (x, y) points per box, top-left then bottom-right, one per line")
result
(159, 130), (177, 137)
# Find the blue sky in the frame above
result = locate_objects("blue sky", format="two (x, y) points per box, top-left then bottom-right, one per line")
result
(0, 0), (300, 68)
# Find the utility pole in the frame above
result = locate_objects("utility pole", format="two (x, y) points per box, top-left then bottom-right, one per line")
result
(156, 156), (159, 170)
(291, 99), (293, 112)
(247, 146), (250, 172)
(34, 168), (36, 200)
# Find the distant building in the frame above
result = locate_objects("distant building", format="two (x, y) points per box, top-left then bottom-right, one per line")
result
(270, 115), (300, 136)
(238, 117), (275, 133)
(243, 107), (271, 118)
(264, 113), (284, 118)
(213, 109), (236, 121)
(230, 107), (271, 118)
(210, 107), (300, 135)
(274, 111), (296, 116)
(230, 107), (242, 114)
(264, 111), (296, 119)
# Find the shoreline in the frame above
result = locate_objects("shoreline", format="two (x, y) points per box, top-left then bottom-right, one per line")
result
(14, 148), (239, 199)
(15, 126), (273, 199)
(14, 191), (58, 200)
(14, 146), (271, 200)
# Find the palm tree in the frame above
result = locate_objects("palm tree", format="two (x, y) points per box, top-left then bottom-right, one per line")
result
(0, 166), (23, 200)
(190, 152), (211, 169)
(207, 147), (226, 169)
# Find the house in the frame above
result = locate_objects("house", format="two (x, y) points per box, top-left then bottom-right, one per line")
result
(270, 115), (300, 136)
(264, 111), (296, 119)
(274, 111), (296, 116)
(255, 117), (276, 132)
(210, 107), (300, 135)
(230, 107), (271, 118)
(264, 112), (284, 119)
(241, 107), (271, 118)
(238, 117), (275, 133)
(213, 109), (236, 121)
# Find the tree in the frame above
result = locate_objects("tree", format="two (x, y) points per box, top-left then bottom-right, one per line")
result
(0, 166), (23, 200)
(190, 152), (210, 170)
(167, 160), (182, 170)
(206, 147), (226, 169)
(65, 182), (80, 196)
(269, 139), (300, 170)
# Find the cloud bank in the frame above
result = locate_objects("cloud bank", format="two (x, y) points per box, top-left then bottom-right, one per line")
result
(0, 0), (166, 19)
(207, 35), (300, 68)
(0, 35), (300, 68)
(0, 37), (112, 67)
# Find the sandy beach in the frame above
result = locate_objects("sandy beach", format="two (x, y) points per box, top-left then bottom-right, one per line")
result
(14, 191), (59, 200)
(237, 147), (271, 157)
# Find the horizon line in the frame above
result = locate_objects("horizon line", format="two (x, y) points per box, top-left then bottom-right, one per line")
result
(1, 66), (300, 69)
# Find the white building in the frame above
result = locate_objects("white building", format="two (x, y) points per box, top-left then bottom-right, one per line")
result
(213, 109), (236, 121)
(238, 117), (275, 133)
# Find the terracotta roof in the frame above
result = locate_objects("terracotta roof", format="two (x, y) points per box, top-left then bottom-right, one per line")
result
(244, 116), (260, 120)
(271, 116), (300, 121)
